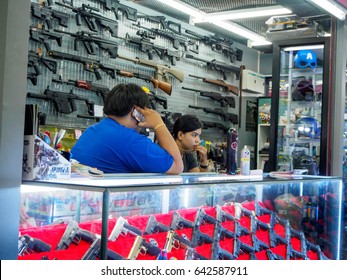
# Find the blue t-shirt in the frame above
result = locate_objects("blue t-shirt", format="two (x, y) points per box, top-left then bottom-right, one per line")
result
(71, 118), (174, 173)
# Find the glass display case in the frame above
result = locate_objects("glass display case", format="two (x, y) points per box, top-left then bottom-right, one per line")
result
(269, 37), (330, 175)
(19, 173), (343, 260)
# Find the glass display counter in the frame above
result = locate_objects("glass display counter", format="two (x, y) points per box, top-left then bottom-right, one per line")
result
(20, 173), (343, 260)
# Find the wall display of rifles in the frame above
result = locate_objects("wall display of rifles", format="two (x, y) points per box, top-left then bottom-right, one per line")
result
(26, 0), (243, 133)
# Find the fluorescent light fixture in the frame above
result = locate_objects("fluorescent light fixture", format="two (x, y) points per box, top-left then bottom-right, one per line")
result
(155, 0), (271, 45)
(156, 0), (206, 18)
(193, 5), (292, 23)
(248, 40), (272, 47)
(213, 20), (271, 44)
(283, 44), (324, 51)
(308, 0), (346, 20)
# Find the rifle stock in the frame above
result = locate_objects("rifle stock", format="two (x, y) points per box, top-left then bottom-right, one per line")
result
(189, 74), (239, 96)
(116, 70), (172, 95)
(117, 54), (184, 82)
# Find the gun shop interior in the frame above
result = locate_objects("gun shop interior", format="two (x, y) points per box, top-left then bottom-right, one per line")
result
(2, 0), (347, 262)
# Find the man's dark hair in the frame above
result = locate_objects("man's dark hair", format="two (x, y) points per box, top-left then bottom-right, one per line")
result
(172, 114), (202, 139)
(103, 83), (151, 116)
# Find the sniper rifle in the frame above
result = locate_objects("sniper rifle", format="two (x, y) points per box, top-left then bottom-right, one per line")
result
(189, 105), (238, 124)
(182, 87), (235, 108)
(189, 74), (239, 96)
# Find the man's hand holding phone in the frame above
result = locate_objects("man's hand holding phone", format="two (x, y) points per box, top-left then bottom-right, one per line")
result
(134, 106), (164, 130)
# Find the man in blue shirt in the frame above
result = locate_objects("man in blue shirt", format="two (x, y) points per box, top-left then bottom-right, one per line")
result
(71, 83), (183, 174)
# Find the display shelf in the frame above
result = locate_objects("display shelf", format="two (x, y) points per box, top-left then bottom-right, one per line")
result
(19, 174), (343, 260)
(270, 37), (330, 175)
(257, 97), (271, 170)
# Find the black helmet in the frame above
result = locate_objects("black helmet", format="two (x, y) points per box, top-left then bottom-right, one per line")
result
(292, 79), (314, 101)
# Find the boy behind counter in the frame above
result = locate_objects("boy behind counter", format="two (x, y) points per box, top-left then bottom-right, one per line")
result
(71, 83), (183, 174)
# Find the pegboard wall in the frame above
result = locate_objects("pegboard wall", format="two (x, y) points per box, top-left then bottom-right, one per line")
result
(27, 0), (247, 144)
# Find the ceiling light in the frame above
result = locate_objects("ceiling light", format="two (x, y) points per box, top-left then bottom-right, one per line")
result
(156, 0), (206, 18)
(248, 40), (272, 47)
(193, 6), (292, 23)
(213, 20), (271, 45)
(308, 0), (346, 20)
(155, 0), (271, 45)
(283, 44), (324, 51)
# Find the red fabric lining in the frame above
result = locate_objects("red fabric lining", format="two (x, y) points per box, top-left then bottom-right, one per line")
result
(19, 204), (321, 260)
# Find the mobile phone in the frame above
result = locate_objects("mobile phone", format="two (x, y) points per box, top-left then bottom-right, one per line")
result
(132, 108), (145, 122)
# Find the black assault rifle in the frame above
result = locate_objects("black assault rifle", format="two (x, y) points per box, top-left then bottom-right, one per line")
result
(54, 29), (119, 58)
(182, 87), (235, 108)
(137, 15), (181, 34)
(93, 0), (138, 21)
(56, 2), (118, 37)
(147, 91), (168, 110)
(29, 26), (62, 51)
(28, 51), (58, 75)
(185, 30), (243, 63)
(185, 54), (242, 80)
(31, 2), (69, 29)
(124, 32), (181, 65)
(189, 105), (238, 124)
(133, 22), (199, 53)
(27, 87), (94, 116)
(47, 50), (116, 80)
(201, 121), (228, 133)
(27, 51), (58, 85)
(52, 78), (110, 104)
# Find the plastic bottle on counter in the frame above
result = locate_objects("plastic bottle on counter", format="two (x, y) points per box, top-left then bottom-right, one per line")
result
(240, 145), (251, 175)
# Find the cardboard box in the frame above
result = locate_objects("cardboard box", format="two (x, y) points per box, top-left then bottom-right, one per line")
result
(22, 135), (71, 180)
